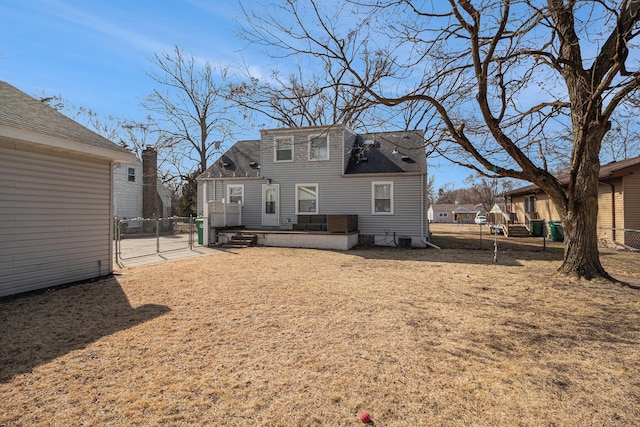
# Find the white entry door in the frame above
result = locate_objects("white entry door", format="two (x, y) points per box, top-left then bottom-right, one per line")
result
(262, 184), (279, 227)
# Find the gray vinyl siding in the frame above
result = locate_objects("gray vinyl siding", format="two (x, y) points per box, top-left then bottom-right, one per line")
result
(199, 178), (265, 227)
(198, 126), (428, 243)
(219, 179), (264, 227)
(261, 128), (427, 239)
(0, 139), (113, 297)
(261, 128), (346, 185)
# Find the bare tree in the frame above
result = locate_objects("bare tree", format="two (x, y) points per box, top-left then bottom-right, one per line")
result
(144, 45), (236, 177)
(240, 0), (640, 280)
(602, 106), (640, 162)
(464, 174), (515, 212)
(229, 62), (382, 130)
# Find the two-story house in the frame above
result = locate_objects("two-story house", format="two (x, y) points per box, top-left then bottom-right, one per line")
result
(196, 125), (429, 249)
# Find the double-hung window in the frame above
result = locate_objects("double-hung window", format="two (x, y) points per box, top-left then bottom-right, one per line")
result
(227, 184), (244, 206)
(372, 182), (394, 214)
(127, 167), (136, 182)
(275, 137), (293, 162)
(309, 135), (329, 161)
(296, 183), (318, 214)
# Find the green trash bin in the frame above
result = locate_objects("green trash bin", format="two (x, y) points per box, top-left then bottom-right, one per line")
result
(548, 220), (564, 242)
(530, 219), (544, 237)
(195, 219), (204, 245)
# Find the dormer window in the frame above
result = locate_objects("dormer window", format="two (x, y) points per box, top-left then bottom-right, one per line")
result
(309, 135), (329, 161)
(274, 136), (293, 162)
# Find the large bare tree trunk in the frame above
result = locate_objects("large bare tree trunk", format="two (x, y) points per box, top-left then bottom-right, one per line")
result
(557, 141), (609, 279)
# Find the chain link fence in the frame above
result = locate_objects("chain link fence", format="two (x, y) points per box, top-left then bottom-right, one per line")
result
(598, 227), (640, 251)
(115, 217), (205, 262)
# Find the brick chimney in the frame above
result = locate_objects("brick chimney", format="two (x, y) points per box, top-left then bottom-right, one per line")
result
(142, 146), (163, 218)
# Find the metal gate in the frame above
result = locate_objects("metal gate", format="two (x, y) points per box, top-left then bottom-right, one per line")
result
(115, 217), (203, 262)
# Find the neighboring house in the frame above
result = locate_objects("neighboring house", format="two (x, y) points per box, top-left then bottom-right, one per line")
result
(0, 81), (136, 297)
(196, 125), (429, 248)
(113, 161), (142, 219)
(506, 156), (640, 247)
(428, 204), (478, 223)
(113, 146), (172, 219)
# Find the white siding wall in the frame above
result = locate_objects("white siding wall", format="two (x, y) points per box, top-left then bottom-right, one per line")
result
(113, 161), (142, 219)
(0, 139), (113, 297)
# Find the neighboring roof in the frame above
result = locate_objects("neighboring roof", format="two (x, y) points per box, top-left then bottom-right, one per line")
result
(197, 140), (261, 179)
(452, 206), (478, 213)
(506, 155), (640, 197)
(429, 203), (478, 212)
(344, 130), (426, 175)
(0, 81), (134, 161)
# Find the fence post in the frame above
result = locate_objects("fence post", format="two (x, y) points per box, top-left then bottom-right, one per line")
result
(115, 219), (120, 264)
(156, 218), (160, 254)
(189, 216), (193, 250)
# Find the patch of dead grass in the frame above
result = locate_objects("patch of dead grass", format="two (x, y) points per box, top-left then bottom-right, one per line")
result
(1, 245), (639, 426)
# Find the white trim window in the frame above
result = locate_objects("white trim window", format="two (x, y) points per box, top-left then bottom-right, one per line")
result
(308, 134), (329, 161)
(372, 181), (394, 214)
(295, 183), (318, 214)
(127, 167), (136, 182)
(274, 136), (294, 162)
(226, 184), (244, 206)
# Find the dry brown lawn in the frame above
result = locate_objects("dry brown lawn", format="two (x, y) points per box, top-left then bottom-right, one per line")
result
(2, 232), (640, 426)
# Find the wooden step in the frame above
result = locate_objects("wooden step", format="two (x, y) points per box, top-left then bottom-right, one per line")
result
(506, 225), (530, 237)
(221, 234), (257, 248)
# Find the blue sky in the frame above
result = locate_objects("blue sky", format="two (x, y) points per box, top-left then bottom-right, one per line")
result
(0, 0), (470, 190)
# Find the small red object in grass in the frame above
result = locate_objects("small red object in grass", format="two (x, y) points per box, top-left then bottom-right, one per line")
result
(360, 412), (371, 423)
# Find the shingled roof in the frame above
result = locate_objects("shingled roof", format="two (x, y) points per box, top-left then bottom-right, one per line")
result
(0, 81), (133, 158)
(198, 129), (427, 179)
(344, 130), (426, 175)
(198, 140), (262, 179)
(506, 155), (640, 197)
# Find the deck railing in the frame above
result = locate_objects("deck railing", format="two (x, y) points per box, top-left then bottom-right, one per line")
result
(209, 200), (242, 227)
